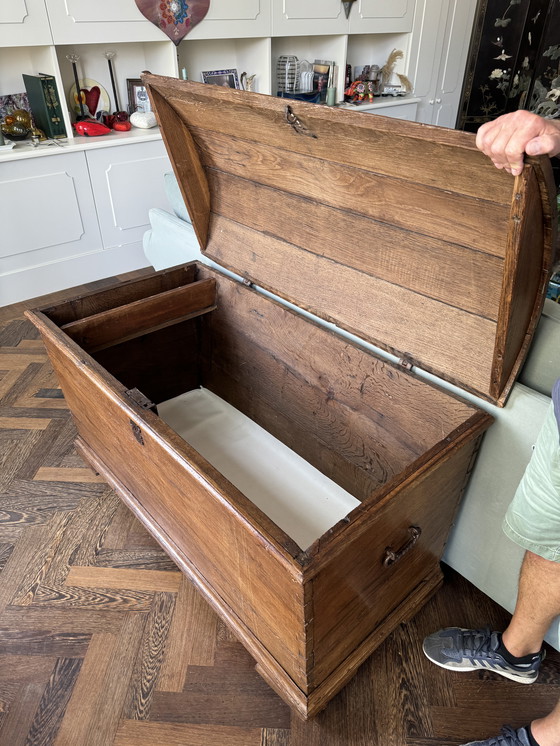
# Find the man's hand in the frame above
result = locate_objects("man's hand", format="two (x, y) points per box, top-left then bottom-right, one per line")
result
(475, 110), (560, 176)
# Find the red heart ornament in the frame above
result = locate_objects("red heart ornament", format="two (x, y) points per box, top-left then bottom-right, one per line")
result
(135, 0), (210, 45)
(81, 86), (100, 116)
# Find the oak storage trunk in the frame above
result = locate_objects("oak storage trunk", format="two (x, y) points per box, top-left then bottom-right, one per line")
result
(27, 76), (557, 718)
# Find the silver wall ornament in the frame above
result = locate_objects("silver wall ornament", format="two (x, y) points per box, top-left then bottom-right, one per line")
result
(342, 0), (356, 19)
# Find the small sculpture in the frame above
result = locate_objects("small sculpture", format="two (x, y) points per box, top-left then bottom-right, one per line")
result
(1, 110), (33, 140)
(344, 80), (375, 104)
(130, 111), (157, 128)
(240, 73), (256, 92)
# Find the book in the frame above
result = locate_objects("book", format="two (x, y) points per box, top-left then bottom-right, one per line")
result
(22, 74), (67, 139)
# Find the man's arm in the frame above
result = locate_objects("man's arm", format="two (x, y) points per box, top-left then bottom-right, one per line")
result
(475, 110), (560, 176)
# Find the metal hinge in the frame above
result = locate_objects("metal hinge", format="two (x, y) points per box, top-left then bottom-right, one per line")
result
(398, 356), (414, 371)
(125, 387), (157, 413)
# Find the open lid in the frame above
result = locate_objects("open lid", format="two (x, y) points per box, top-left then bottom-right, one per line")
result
(143, 74), (557, 406)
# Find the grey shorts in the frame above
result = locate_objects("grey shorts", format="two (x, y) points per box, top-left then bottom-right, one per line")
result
(503, 402), (560, 561)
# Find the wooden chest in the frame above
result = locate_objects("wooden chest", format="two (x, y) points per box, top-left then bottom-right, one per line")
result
(27, 76), (557, 718)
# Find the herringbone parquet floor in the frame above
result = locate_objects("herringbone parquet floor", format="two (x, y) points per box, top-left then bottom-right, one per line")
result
(1, 272), (560, 746)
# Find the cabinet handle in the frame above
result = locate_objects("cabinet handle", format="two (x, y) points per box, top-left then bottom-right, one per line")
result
(429, 99), (434, 105)
(435, 98), (442, 104)
(383, 526), (421, 567)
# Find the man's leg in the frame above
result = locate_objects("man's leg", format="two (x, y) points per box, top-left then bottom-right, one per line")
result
(531, 699), (560, 746)
(502, 550), (560, 658)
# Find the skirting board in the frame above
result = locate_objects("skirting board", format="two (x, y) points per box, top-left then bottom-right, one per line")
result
(0, 241), (150, 307)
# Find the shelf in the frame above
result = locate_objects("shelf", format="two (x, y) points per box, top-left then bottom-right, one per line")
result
(338, 96), (420, 111)
(0, 126), (163, 162)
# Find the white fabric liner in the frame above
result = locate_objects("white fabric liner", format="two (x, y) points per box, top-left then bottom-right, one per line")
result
(157, 388), (361, 550)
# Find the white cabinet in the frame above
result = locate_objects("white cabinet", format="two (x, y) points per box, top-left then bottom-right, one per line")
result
(0, 0), (52, 47)
(0, 138), (172, 306)
(407, 0), (477, 128)
(339, 98), (420, 121)
(0, 151), (103, 304)
(272, 0), (347, 37)
(187, 0), (271, 39)
(44, 0), (163, 44)
(348, 0), (415, 34)
(46, 0), (270, 44)
(0, 151), (101, 276)
(272, 0), (414, 36)
(86, 139), (171, 249)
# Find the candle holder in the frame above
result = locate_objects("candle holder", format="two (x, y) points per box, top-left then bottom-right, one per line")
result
(66, 53), (87, 120)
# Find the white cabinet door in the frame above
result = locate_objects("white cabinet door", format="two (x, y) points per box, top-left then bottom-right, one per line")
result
(45, 0), (164, 44)
(366, 101), (418, 120)
(407, 0), (446, 125)
(0, 151), (102, 279)
(0, 0), (52, 46)
(432, 0), (477, 128)
(188, 0), (271, 39)
(348, 0), (415, 34)
(272, 0), (347, 36)
(408, 0), (476, 127)
(86, 140), (172, 250)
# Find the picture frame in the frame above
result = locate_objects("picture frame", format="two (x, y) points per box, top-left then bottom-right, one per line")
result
(126, 78), (151, 114)
(201, 69), (240, 89)
(312, 60), (333, 101)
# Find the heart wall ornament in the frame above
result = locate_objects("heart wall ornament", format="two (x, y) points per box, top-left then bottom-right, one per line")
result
(135, 0), (210, 45)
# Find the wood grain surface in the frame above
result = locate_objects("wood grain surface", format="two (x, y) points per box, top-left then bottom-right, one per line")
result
(142, 75), (556, 404)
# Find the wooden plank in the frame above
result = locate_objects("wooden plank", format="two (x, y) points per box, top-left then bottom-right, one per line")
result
(32, 466), (105, 483)
(53, 616), (147, 746)
(156, 578), (218, 692)
(148, 84), (211, 248)
(41, 265), (197, 326)
(64, 567), (182, 593)
(491, 166), (551, 402)
(210, 170), (504, 318)
(143, 75), (514, 203)
(0, 417), (51, 430)
(201, 265), (479, 442)
(25, 657), (83, 745)
(194, 127), (508, 256)
(92, 319), (201, 407)
(61, 279), (216, 352)
(205, 366), (384, 504)
(114, 721), (263, 746)
(52, 633), (122, 746)
(0, 680), (48, 745)
(124, 591), (177, 720)
(202, 326), (420, 489)
(203, 217), (497, 399)
(309, 439), (480, 688)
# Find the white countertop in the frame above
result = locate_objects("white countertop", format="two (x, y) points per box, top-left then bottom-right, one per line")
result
(0, 126), (163, 162)
(338, 96), (421, 112)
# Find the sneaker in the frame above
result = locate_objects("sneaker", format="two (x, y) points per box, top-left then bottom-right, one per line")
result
(422, 627), (543, 684)
(460, 725), (532, 746)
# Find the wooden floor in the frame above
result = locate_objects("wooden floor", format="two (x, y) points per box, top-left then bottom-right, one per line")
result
(1, 273), (559, 746)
